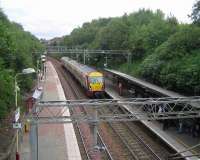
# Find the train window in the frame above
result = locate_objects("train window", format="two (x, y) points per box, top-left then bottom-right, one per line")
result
(89, 77), (103, 84)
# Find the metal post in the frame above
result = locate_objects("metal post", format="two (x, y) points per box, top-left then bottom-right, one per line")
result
(14, 69), (35, 160)
(15, 79), (17, 108)
(16, 130), (19, 160)
(30, 102), (39, 160)
(44, 61), (46, 80)
(14, 74), (20, 160)
(43, 62), (45, 79)
(93, 107), (98, 148)
(83, 50), (86, 64)
(127, 53), (131, 71)
(30, 122), (37, 160)
(36, 60), (39, 88)
(105, 56), (108, 68)
(41, 61), (43, 79)
(36, 123), (39, 160)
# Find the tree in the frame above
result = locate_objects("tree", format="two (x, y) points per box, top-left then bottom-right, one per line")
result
(0, 9), (44, 118)
(94, 18), (129, 50)
(190, 0), (200, 25)
(139, 25), (200, 94)
(58, 8), (200, 95)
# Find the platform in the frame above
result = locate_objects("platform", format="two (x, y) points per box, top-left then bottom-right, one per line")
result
(20, 61), (81, 160)
(105, 79), (200, 160)
(105, 68), (182, 97)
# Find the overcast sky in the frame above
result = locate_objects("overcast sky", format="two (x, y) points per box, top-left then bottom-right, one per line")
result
(0, 0), (196, 40)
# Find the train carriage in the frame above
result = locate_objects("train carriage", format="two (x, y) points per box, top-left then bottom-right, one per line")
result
(61, 57), (105, 97)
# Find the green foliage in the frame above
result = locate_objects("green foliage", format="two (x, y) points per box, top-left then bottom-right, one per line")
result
(128, 10), (178, 59)
(62, 9), (178, 60)
(190, 0), (200, 25)
(63, 18), (111, 48)
(0, 9), (44, 118)
(59, 8), (199, 96)
(0, 70), (15, 112)
(139, 26), (200, 94)
(93, 18), (129, 49)
(119, 59), (142, 76)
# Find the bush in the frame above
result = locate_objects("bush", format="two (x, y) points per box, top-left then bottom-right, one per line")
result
(139, 26), (200, 95)
(0, 10), (44, 118)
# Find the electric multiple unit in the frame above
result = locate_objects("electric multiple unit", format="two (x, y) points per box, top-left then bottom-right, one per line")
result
(61, 57), (105, 97)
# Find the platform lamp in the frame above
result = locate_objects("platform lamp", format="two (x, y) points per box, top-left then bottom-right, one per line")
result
(14, 68), (35, 160)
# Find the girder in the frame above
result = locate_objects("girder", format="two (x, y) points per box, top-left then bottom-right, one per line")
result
(46, 46), (130, 55)
(37, 97), (200, 107)
(27, 97), (200, 124)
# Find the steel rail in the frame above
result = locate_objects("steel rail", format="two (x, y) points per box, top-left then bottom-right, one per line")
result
(125, 122), (162, 160)
(99, 106), (163, 160)
(97, 131), (114, 160)
(63, 67), (113, 160)
(51, 58), (91, 160)
(76, 123), (91, 160)
(52, 58), (113, 160)
(98, 93), (171, 159)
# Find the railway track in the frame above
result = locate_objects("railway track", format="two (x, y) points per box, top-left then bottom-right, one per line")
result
(50, 57), (112, 160)
(125, 121), (170, 159)
(50, 57), (174, 160)
(110, 122), (155, 159)
(50, 57), (90, 160)
(99, 105), (170, 160)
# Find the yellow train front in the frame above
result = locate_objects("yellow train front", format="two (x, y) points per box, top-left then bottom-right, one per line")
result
(87, 71), (104, 97)
(61, 57), (105, 98)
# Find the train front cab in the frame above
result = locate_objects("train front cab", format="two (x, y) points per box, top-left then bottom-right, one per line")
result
(86, 72), (105, 98)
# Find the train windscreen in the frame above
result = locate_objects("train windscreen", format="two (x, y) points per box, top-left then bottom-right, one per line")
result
(89, 77), (103, 84)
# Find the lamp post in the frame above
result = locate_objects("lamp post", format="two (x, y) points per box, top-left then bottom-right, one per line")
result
(41, 54), (46, 80)
(104, 56), (108, 68)
(14, 68), (35, 160)
(36, 60), (39, 88)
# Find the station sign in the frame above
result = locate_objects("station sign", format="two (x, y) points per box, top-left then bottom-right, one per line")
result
(13, 122), (22, 129)
(32, 88), (42, 99)
(15, 107), (20, 122)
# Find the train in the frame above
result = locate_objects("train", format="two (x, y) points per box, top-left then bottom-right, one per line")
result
(61, 57), (105, 97)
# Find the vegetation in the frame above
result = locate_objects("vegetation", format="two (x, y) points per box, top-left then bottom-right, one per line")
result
(57, 1), (200, 96)
(190, 0), (200, 25)
(0, 9), (43, 119)
(139, 26), (200, 94)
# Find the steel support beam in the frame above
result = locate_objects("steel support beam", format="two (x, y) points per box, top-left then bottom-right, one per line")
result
(37, 97), (200, 107)
(46, 46), (130, 56)
(26, 97), (200, 124)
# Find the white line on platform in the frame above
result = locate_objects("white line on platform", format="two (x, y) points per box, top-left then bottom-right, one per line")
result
(48, 61), (82, 160)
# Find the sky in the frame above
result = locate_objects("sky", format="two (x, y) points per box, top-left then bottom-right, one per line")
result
(0, 0), (196, 40)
